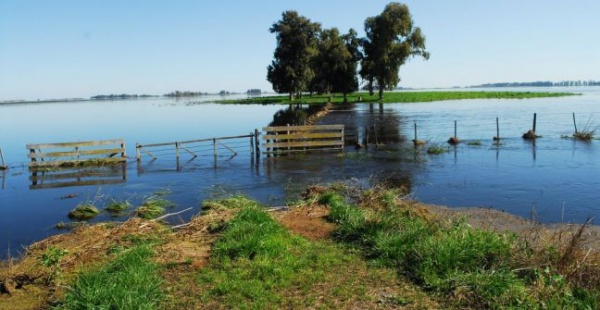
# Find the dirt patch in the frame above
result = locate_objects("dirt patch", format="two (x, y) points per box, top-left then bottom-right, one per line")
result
(272, 205), (334, 240)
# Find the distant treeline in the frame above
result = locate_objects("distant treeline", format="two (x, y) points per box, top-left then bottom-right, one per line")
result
(471, 80), (600, 88)
(91, 94), (157, 100)
(164, 91), (209, 97)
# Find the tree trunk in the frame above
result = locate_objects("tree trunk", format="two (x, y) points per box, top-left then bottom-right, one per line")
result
(289, 92), (294, 102)
(343, 92), (348, 103)
(378, 87), (384, 101)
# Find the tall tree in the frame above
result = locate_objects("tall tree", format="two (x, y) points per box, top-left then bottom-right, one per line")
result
(311, 28), (359, 101)
(360, 2), (429, 100)
(267, 11), (321, 101)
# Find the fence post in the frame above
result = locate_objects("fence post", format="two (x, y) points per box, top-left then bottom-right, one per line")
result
(533, 113), (537, 133)
(0, 148), (6, 169)
(213, 138), (217, 157)
(175, 142), (180, 160)
(494, 117), (500, 141)
(573, 113), (578, 133)
(136, 143), (141, 161)
(254, 129), (260, 156)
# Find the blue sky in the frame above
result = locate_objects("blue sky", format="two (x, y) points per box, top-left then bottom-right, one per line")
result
(1, 0), (599, 101)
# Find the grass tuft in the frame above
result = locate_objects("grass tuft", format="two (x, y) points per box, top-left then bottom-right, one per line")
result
(68, 204), (99, 220)
(135, 198), (174, 219)
(57, 245), (163, 309)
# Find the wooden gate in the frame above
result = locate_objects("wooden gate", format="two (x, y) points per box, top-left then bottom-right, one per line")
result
(262, 125), (344, 155)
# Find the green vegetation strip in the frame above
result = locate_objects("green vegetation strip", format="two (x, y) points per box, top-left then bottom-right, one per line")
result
(58, 245), (163, 309)
(319, 191), (599, 309)
(195, 197), (396, 309)
(220, 91), (578, 105)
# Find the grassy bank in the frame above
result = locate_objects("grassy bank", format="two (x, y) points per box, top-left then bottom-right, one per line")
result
(1, 186), (599, 309)
(221, 90), (578, 105)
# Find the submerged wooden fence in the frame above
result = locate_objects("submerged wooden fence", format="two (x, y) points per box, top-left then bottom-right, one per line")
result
(26, 139), (126, 168)
(262, 125), (344, 155)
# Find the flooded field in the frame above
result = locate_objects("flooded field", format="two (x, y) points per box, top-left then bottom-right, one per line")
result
(1, 88), (599, 259)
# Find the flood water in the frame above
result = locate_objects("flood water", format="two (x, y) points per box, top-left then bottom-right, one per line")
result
(1, 88), (599, 259)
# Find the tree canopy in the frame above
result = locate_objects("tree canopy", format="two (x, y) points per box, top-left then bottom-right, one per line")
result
(360, 2), (429, 99)
(267, 11), (321, 101)
(267, 2), (429, 101)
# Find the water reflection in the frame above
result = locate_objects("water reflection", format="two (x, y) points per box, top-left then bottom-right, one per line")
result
(29, 163), (127, 190)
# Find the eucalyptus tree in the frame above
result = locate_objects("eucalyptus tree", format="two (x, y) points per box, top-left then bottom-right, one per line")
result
(360, 2), (429, 100)
(267, 11), (321, 101)
(311, 28), (360, 101)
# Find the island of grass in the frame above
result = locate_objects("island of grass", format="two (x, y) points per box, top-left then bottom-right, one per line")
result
(220, 90), (579, 105)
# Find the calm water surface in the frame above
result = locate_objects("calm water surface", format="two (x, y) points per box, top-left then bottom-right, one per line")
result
(1, 89), (599, 259)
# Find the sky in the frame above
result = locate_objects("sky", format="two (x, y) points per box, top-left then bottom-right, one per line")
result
(1, 0), (599, 101)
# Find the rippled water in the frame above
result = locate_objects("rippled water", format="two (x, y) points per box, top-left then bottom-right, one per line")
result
(1, 88), (599, 259)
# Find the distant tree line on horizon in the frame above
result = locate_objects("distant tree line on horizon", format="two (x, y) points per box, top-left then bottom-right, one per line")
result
(91, 94), (156, 100)
(164, 91), (209, 97)
(267, 2), (429, 102)
(471, 80), (600, 88)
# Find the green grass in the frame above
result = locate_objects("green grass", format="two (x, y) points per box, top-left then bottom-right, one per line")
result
(105, 199), (131, 213)
(219, 91), (578, 105)
(56, 245), (164, 310)
(195, 198), (387, 309)
(426, 144), (449, 155)
(135, 197), (174, 219)
(319, 191), (599, 309)
(68, 204), (99, 220)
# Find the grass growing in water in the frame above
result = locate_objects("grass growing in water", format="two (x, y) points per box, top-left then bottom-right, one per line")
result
(135, 198), (173, 219)
(105, 199), (131, 213)
(426, 144), (449, 155)
(57, 244), (163, 309)
(68, 204), (99, 220)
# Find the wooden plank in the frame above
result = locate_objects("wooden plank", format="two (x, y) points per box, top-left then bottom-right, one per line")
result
(263, 125), (344, 132)
(26, 139), (125, 150)
(263, 140), (344, 149)
(28, 157), (126, 168)
(28, 148), (125, 159)
(262, 132), (343, 140)
(263, 147), (343, 154)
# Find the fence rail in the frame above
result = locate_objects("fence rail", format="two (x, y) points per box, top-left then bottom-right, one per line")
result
(26, 139), (126, 168)
(262, 124), (344, 155)
(136, 133), (259, 162)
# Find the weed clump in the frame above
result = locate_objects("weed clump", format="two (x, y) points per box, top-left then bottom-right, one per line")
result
(68, 204), (99, 220)
(135, 198), (173, 219)
(106, 200), (131, 213)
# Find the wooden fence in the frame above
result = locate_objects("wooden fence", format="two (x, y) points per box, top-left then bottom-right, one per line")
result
(262, 125), (344, 155)
(27, 139), (126, 168)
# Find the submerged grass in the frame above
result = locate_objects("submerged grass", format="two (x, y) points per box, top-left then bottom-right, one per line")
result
(57, 244), (163, 309)
(220, 91), (578, 105)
